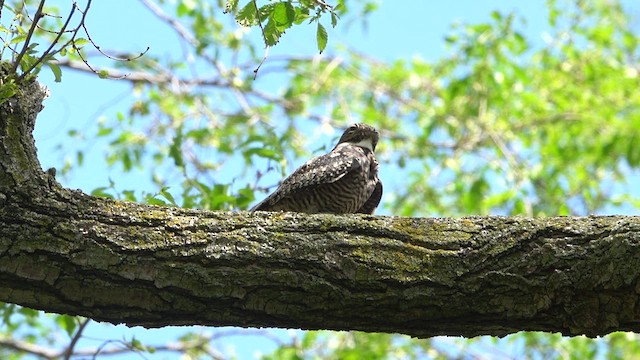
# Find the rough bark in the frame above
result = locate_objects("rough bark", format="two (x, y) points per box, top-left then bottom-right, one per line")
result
(1, 76), (640, 339)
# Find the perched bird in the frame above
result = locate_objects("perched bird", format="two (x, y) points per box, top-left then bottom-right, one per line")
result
(251, 123), (383, 214)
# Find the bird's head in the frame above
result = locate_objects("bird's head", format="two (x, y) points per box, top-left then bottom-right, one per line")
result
(336, 123), (379, 152)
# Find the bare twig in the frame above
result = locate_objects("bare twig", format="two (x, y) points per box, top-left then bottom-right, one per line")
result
(73, 0), (149, 73)
(11, 0), (148, 81)
(76, 1), (141, 62)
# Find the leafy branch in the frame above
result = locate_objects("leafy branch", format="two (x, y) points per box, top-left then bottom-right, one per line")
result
(0, 0), (149, 83)
(10, 0), (45, 77)
(225, 0), (340, 76)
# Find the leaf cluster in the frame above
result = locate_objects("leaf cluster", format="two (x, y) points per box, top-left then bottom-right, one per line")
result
(228, 0), (341, 52)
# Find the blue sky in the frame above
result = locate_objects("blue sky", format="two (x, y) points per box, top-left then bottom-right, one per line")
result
(22, 0), (638, 358)
(35, 1), (553, 194)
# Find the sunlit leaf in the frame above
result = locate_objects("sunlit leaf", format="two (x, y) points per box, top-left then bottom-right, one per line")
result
(316, 22), (327, 53)
(263, 18), (283, 46)
(224, 0), (239, 13)
(47, 62), (62, 82)
(236, 0), (258, 26)
(272, 1), (295, 27)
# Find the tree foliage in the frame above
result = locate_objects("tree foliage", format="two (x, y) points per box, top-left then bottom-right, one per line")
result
(1, 0), (640, 358)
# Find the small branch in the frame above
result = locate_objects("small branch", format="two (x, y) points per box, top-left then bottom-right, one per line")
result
(62, 318), (91, 360)
(71, 1), (149, 75)
(17, 1), (77, 80)
(74, 0), (120, 62)
(53, 58), (226, 86)
(11, 0), (46, 75)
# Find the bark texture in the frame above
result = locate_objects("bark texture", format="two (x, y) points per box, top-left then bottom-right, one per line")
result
(1, 77), (640, 338)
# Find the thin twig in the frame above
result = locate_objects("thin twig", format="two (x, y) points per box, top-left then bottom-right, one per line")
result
(11, 0), (46, 74)
(77, 0), (148, 62)
(253, 45), (270, 80)
(252, 0), (269, 78)
(17, 1), (76, 80)
(54, 58), (225, 85)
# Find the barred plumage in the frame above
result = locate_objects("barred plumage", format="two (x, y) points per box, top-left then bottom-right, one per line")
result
(251, 123), (383, 214)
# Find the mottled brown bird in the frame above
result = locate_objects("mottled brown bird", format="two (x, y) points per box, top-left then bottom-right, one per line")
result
(251, 123), (383, 214)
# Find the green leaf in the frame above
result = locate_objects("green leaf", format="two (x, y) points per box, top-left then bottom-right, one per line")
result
(168, 131), (184, 167)
(294, 6), (310, 24)
(316, 22), (328, 53)
(10, 34), (27, 44)
(54, 315), (78, 337)
(176, 0), (197, 16)
(0, 79), (17, 105)
(47, 62), (62, 82)
(73, 38), (89, 47)
(130, 336), (149, 351)
(91, 187), (114, 199)
(98, 69), (110, 79)
(331, 12), (339, 27)
(257, 3), (277, 23)
(97, 125), (113, 137)
(244, 147), (280, 160)
(272, 2), (295, 27)
(302, 331), (321, 348)
(76, 150), (84, 166)
(236, 0), (258, 26)
(19, 54), (38, 73)
(146, 197), (167, 206)
(122, 190), (137, 202)
(263, 18), (283, 46)
(224, 0), (239, 13)
(159, 188), (177, 205)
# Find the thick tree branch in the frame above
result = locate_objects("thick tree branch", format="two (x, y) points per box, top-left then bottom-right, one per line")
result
(1, 76), (640, 339)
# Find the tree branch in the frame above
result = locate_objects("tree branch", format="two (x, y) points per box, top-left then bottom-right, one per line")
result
(53, 57), (225, 86)
(2, 73), (640, 339)
(1, 185), (639, 338)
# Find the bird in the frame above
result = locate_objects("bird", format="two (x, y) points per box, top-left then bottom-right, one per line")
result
(251, 123), (383, 214)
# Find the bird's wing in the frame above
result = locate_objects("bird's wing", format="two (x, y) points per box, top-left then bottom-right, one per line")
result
(356, 179), (383, 214)
(250, 150), (361, 211)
